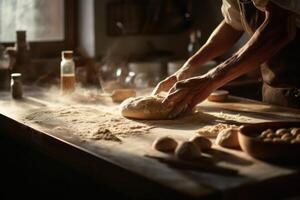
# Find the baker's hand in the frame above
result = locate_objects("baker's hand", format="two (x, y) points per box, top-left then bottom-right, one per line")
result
(151, 75), (178, 95)
(163, 76), (214, 119)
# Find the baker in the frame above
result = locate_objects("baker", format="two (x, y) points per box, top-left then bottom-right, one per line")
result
(152, 0), (300, 118)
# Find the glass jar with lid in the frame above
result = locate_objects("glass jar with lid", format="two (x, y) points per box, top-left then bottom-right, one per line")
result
(61, 50), (76, 93)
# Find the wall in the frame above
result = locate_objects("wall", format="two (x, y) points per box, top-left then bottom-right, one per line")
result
(78, 0), (95, 57)
(93, 0), (225, 62)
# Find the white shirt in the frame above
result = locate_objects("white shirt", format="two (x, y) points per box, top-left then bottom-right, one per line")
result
(222, 0), (300, 30)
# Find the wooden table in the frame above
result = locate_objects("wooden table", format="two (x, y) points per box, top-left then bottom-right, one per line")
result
(1, 87), (300, 199)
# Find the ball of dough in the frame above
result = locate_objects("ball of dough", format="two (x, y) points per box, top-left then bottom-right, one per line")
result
(120, 95), (173, 120)
(175, 141), (202, 161)
(189, 136), (212, 151)
(111, 89), (136, 103)
(215, 127), (240, 149)
(152, 136), (178, 152)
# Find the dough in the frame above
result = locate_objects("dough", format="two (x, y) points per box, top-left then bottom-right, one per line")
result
(111, 89), (136, 103)
(175, 141), (202, 161)
(152, 136), (178, 152)
(189, 136), (212, 151)
(208, 90), (229, 102)
(215, 127), (240, 149)
(120, 95), (173, 120)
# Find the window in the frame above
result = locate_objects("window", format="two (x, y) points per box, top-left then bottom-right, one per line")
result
(0, 0), (77, 58)
(0, 0), (64, 42)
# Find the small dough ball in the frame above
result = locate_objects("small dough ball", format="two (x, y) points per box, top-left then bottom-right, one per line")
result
(215, 128), (240, 149)
(120, 95), (173, 120)
(175, 141), (202, 161)
(152, 136), (178, 152)
(111, 89), (136, 103)
(189, 136), (212, 151)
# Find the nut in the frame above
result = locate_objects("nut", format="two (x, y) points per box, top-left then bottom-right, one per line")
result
(291, 139), (300, 144)
(263, 138), (273, 142)
(275, 128), (289, 137)
(266, 133), (275, 139)
(272, 138), (283, 143)
(261, 129), (273, 138)
(290, 128), (300, 136)
(281, 133), (292, 140)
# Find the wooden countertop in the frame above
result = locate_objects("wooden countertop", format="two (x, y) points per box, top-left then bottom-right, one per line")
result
(1, 87), (300, 199)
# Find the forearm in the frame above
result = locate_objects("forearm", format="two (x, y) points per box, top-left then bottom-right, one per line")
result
(177, 20), (243, 80)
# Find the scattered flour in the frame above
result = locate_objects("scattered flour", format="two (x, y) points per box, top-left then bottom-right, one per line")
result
(196, 123), (240, 138)
(24, 105), (154, 142)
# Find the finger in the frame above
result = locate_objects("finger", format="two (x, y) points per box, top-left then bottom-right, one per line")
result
(151, 84), (161, 95)
(152, 82), (167, 95)
(163, 89), (189, 106)
(168, 99), (189, 119)
(152, 76), (177, 96)
(167, 94), (194, 119)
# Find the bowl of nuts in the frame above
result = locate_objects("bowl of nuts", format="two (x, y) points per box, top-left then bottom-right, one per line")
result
(239, 121), (300, 162)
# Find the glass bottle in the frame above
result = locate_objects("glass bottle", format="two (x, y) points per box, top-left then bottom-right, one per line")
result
(187, 31), (201, 57)
(11, 73), (23, 99)
(60, 50), (76, 93)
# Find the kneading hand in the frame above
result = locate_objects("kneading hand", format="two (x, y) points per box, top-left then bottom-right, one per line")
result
(162, 75), (215, 119)
(152, 75), (178, 96)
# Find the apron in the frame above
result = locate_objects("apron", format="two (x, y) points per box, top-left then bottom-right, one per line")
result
(238, 0), (300, 109)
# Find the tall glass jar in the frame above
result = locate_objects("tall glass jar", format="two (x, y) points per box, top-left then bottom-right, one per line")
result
(61, 51), (75, 93)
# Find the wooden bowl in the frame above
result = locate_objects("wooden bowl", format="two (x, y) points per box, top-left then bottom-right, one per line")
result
(239, 121), (300, 163)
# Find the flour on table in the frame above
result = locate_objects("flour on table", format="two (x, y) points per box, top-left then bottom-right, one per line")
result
(24, 106), (154, 142)
(210, 111), (253, 123)
(196, 123), (239, 138)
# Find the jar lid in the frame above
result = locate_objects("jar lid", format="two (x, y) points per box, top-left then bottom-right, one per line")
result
(11, 73), (22, 77)
(62, 50), (73, 59)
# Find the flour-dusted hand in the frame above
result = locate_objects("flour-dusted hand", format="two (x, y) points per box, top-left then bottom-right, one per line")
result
(152, 62), (194, 95)
(151, 75), (178, 96)
(163, 75), (215, 119)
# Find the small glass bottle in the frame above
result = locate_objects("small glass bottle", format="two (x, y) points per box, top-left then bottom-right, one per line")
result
(11, 73), (23, 99)
(187, 31), (201, 57)
(60, 50), (76, 93)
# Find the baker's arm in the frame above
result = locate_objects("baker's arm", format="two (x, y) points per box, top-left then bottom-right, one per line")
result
(152, 20), (243, 95)
(177, 20), (244, 80)
(164, 2), (297, 118)
(207, 2), (296, 89)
